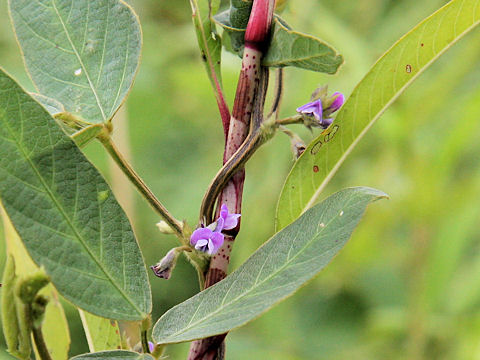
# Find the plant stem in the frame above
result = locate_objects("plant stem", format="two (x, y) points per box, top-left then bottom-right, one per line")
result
(32, 326), (52, 360)
(141, 329), (150, 354)
(276, 114), (303, 125)
(189, 1), (275, 359)
(99, 132), (184, 238)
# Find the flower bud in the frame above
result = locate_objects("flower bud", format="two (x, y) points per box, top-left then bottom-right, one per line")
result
(155, 220), (175, 234)
(150, 248), (181, 280)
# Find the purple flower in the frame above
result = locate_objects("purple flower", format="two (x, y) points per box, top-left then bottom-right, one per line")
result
(296, 90), (344, 129)
(296, 99), (323, 123)
(217, 204), (241, 231)
(190, 227), (224, 255)
(148, 342), (155, 353)
(190, 204), (241, 255)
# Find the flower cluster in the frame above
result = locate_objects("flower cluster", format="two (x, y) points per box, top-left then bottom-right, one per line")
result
(190, 204), (241, 255)
(296, 87), (344, 129)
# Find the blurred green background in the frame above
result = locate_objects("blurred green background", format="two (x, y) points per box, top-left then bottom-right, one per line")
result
(1, 0), (480, 359)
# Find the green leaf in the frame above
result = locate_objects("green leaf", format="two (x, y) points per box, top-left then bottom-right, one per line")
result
(31, 94), (65, 116)
(9, 0), (142, 124)
(79, 310), (123, 352)
(71, 350), (155, 360)
(214, 12), (344, 74)
(0, 68), (151, 320)
(276, 0), (480, 230)
(1, 204), (71, 360)
(213, 0), (252, 54)
(263, 17), (344, 74)
(152, 187), (387, 344)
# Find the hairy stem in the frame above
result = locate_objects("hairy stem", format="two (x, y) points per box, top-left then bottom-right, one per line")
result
(276, 114), (303, 125)
(189, 1), (275, 359)
(99, 131), (184, 238)
(32, 326), (52, 360)
(141, 329), (150, 354)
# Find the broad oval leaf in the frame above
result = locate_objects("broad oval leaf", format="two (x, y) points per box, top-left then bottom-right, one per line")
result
(79, 310), (123, 352)
(9, 0), (142, 124)
(263, 17), (344, 74)
(215, 13), (343, 74)
(152, 187), (387, 344)
(276, 0), (480, 229)
(0, 68), (151, 320)
(71, 350), (154, 360)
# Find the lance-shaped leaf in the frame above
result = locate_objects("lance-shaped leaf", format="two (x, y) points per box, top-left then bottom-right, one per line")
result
(0, 68), (151, 320)
(9, 0), (142, 124)
(263, 17), (344, 74)
(276, 0), (480, 229)
(1, 205), (71, 360)
(71, 351), (155, 360)
(79, 310), (123, 352)
(152, 187), (387, 344)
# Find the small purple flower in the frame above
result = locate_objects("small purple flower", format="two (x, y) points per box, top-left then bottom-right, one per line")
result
(296, 90), (344, 129)
(148, 341), (155, 353)
(191, 204), (241, 255)
(217, 204), (241, 231)
(190, 227), (224, 255)
(296, 99), (323, 123)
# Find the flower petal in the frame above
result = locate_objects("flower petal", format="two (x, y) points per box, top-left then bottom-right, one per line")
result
(210, 231), (225, 249)
(194, 239), (209, 251)
(223, 214), (241, 230)
(190, 227), (212, 245)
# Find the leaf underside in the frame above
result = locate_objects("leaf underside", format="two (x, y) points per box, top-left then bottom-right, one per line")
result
(9, 0), (142, 124)
(0, 68), (151, 320)
(153, 187), (386, 344)
(276, 0), (480, 230)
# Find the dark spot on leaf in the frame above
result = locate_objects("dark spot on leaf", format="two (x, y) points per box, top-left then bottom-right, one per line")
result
(313, 165), (319, 173)
(406, 64), (412, 73)
(310, 140), (323, 155)
(324, 125), (339, 143)
(420, 43), (424, 47)
(110, 320), (116, 326)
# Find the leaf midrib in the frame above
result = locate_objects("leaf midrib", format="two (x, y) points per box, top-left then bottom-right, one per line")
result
(1, 91), (143, 317)
(297, 1), (480, 217)
(50, 0), (107, 122)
